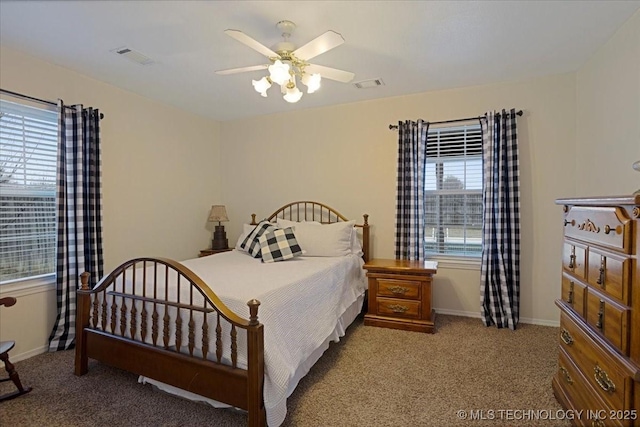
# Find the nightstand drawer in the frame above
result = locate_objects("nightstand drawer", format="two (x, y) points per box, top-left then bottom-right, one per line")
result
(377, 297), (420, 319)
(376, 279), (421, 300)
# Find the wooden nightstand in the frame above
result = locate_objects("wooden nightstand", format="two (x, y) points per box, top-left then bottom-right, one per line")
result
(363, 259), (438, 333)
(199, 248), (233, 257)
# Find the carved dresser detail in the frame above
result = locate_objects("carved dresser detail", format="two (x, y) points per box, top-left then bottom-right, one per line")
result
(554, 195), (640, 426)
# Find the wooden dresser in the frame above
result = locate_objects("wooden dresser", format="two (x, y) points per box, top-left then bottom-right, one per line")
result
(553, 195), (640, 427)
(363, 259), (438, 333)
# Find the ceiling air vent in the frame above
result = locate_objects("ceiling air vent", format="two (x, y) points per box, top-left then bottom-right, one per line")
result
(353, 79), (385, 89)
(110, 46), (154, 66)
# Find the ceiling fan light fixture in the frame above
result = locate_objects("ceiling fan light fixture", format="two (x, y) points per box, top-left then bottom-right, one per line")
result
(268, 60), (290, 85)
(302, 73), (321, 94)
(252, 76), (272, 97)
(283, 85), (303, 103)
(217, 20), (353, 104)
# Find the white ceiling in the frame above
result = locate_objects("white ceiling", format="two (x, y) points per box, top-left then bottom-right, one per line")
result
(1, 1), (638, 122)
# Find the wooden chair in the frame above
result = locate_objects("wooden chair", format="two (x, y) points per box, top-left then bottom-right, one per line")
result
(0, 297), (32, 402)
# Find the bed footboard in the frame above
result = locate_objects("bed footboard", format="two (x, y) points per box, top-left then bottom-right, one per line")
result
(74, 257), (265, 426)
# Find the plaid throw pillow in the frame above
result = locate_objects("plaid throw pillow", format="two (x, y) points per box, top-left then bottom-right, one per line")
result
(258, 227), (303, 263)
(240, 221), (276, 258)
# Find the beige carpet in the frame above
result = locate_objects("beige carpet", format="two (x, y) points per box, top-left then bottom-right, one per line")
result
(0, 314), (568, 426)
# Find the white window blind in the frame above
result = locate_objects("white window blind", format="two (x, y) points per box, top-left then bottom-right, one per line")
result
(425, 124), (483, 257)
(0, 100), (58, 283)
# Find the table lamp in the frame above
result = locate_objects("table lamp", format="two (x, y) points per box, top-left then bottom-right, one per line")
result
(208, 205), (229, 249)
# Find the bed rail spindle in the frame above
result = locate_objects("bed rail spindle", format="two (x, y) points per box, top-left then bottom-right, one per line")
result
(175, 308), (183, 353)
(163, 304), (170, 349)
(188, 286), (195, 356)
(216, 313), (222, 363)
(141, 302), (148, 342)
(231, 325), (238, 368)
(120, 297), (128, 337)
(101, 290), (108, 330)
(202, 309), (209, 360)
(110, 293), (117, 334)
(163, 264), (170, 348)
(91, 293), (99, 328)
(152, 307), (159, 346)
(129, 300), (137, 340)
(141, 261), (147, 341)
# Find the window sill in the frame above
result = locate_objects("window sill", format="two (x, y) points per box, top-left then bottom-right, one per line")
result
(0, 275), (56, 297)
(427, 257), (481, 271)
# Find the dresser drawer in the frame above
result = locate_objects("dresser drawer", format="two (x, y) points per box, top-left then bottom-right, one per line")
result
(562, 273), (587, 318)
(587, 248), (631, 305)
(585, 288), (630, 354)
(564, 206), (633, 254)
(376, 297), (420, 319)
(563, 241), (587, 280)
(556, 349), (625, 427)
(376, 278), (421, 300)
(559, 310), (631, 411)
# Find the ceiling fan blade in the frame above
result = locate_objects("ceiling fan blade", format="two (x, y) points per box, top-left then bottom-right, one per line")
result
(293, 30), (345, 61)
(305, 64), (355, 83)
(215, 64), (269, 75)
(224, 29), (279, 58)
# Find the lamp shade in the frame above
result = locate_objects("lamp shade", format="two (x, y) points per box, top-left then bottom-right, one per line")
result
(208, 205), (229, 223)
(252, 76), (271, 97)
(283, 86), (303, 103)
(302, 73), (321, 94)
(268, 60), (290, 85)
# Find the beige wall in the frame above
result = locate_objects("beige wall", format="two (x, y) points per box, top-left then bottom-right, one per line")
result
(0, 46), (221, 359)
(2, 9), (638, 359)
(576, 10), (640, 194)
(220, 73), (577, 325)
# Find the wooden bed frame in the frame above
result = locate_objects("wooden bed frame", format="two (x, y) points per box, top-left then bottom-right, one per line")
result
(74, 201), (369, 427)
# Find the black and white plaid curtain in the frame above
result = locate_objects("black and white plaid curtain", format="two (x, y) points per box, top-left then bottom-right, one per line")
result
(49, 101), (104, 351)
(395, 120), (428, 260)
(479, 109), (520, 330)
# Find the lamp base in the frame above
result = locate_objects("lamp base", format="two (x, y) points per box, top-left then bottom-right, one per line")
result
(212, 225), (228, 250)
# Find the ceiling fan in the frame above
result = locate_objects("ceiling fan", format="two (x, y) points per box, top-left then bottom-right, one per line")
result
(215, 20), (355, 103)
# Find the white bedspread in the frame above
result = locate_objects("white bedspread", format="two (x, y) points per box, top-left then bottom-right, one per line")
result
(136, 250), (366, 427)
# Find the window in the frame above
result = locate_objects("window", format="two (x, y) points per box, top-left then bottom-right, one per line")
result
(0, 100), (58, 283)
(425, 123), (482, 258)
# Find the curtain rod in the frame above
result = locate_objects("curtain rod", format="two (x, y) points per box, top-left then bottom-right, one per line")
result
(0, 88), (104, 120)
(388, 110), (522, 130)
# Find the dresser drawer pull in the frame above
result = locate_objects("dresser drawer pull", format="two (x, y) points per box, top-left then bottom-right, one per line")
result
(387, 304), (409, 313)
(568, 253), (575, 269)
(388, 286), (410, 295)
(559, 366), (573, 385)
(603, 224), (621, 235)
(560, 329), (574, 346)
(567, 281), (574, 304)
(564, 219), (575, 227)
(596, 257), (605, 286)
(596, 267), (605, 286)
(593, 364), (616, 393)
(596, 300), (604, 330)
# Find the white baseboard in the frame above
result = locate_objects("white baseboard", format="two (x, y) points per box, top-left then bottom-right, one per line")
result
(434, 308), (560, 327)
(12, 345), (49, 363)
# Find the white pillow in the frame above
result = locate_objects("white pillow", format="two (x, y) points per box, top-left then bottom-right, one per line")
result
(276, 218), (356, 257)
(235, 223), (261, 250)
